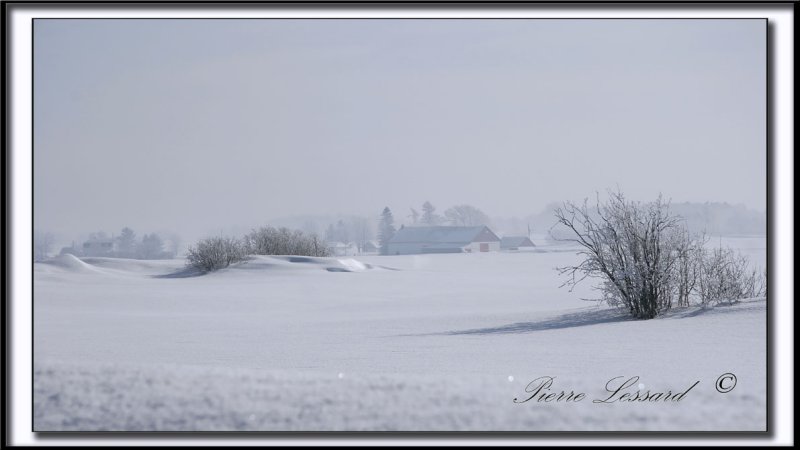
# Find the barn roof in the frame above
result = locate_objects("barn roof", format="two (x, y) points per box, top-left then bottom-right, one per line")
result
(500, 236), (536, 248)
(389, 226), (498, 244)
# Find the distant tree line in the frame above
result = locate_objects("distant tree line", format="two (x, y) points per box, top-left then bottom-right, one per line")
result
(113, 227), (175, 259)
(39, 227), (180, 261)
(404, 201), (491, 228)
(322, 217), (374, 254)
(536, 200), (766, 241)
(34, 230), (56, 262)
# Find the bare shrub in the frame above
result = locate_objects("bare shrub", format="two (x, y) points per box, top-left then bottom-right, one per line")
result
(554, 190), (766, 319)
(554, 192), (683, 319)
(243, 226), (329, 257)
(697, 246), (767, 305)
(671, 229), (707, 308)
(186, 236), (247, 272)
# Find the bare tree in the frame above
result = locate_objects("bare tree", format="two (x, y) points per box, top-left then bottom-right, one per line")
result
(421, 201), (441, 225)
(34, 230), (55, 261)
(554, 191), (683, 319)
(444, 204), (492, 227)
(350, 216), (372, 255)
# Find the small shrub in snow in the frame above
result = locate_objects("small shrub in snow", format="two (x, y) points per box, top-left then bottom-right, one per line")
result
(670, 229), (706, 308)
(696, 246), (767, 305)
(186, 236), (247, 272)
(243, 226), (329, 257)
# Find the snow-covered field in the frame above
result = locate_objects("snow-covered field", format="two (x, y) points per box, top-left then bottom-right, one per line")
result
(33, 237), (767, 431)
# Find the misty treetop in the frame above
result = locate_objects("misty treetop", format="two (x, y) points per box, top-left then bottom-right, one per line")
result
(443, 204), (492, 227)
(421, 201), (441, 226)
(395, 201), (492, 228)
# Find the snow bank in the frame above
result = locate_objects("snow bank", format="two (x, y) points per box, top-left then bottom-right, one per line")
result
(35, 255), (378, 279)
(80, 257), (184, 275)
(335, 258), (369, 272)
(215, 255), (376, 275)
(33, 238), (767, 431)
(40, 254), (105, 274)
(37, 255), (186, 279)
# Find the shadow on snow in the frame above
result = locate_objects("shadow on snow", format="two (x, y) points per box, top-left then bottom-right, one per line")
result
(152, 267), (207, 279)
(433, 300), (762, 336)
(441, 308), (634, 336)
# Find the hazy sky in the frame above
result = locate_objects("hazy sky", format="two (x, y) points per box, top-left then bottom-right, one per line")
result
(34, 19), (766, 239)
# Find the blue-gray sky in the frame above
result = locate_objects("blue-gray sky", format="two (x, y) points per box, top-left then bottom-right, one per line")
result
(34, 19), (766, 239)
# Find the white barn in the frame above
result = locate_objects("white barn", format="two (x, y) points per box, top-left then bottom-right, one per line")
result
(386, 226), (501, 255)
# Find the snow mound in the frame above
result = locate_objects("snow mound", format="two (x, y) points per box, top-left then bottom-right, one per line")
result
(41, 254), (103, 274)
(335, 259), (369, 272)
(217, 255), (375, 275)
(38, 255), (187, 278)
(80, 257), (184, 275)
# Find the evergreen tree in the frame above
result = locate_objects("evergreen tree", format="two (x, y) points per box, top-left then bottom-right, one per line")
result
(116, 227), (137, 257)
(139, 233), (165, 259)
(378, 207), (396, 255)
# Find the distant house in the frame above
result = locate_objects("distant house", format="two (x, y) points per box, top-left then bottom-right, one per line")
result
(500, 236), (537, 251)
(326, 241), (358, 257)
(362, 240), (380, 254)
(59, 242), (81, 257)
(82, 237), (115, 256)
(386, 226), (501, 255)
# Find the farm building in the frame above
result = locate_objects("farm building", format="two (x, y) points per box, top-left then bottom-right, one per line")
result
(326, 241), (359, 256)
(362, 240), (381, 254)
(500, 236), (537, 251)
(386, 226), (501, 255)
(81, 237), (115, 256)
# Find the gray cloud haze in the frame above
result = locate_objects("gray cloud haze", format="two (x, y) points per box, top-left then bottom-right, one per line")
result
(34, 19), (766, 240)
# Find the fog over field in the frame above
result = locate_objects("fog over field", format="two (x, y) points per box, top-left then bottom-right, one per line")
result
(34, 19), (765, 242)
